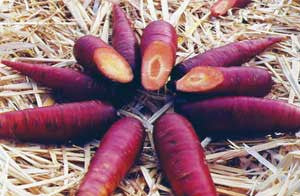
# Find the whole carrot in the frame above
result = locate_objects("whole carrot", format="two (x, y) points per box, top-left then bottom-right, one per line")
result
(73, 35), (133, 83)
(171, 37), (283, 80)
(112, 4), (140, 76)
(1, 60), (109, 101)
(77, 117), (145, 196)
(0, 100), (116, 143)
(176, 96), (300, 137)
(176, 66), (272, 97)
(141, 20), (177, 90)
(154, 113), (217, 196)
(211, 0), (251, 17)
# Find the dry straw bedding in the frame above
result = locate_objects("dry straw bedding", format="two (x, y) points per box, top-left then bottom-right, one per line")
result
(0, 0), (300, 195)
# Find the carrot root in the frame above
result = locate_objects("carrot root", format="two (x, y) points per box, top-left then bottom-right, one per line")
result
(1, 60), (109, 101)
(0, 100), (116, 143)
(74, 35), (133, 83)
(176, 96), (300, 137)
(171, 36), (283, 80)
(176, 66), (272, 97)
(112, 4), (140, 74)
(154, 113), (217, 196)
(77, 117), (145, 196)
(141, 20), (177, 90)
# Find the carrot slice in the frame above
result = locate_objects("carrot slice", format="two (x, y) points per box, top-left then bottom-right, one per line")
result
(94, 47), (133, 83)
(140, 20), (177, 90)
(74, 35), (133, 83)
(176, 66), (224, 92)
(141, 41), (174, 90)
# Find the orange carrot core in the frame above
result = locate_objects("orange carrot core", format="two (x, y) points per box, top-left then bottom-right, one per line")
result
(94, 47), (133, 83)
(142, 41), (174, 90)
(176, 66), (224, 92)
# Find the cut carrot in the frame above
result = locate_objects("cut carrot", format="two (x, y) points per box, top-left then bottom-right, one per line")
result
(176, 66), (272, 97)
(141, 20), (177, 90)
(141, 41), (174, 90)
(93, 47), (133, 83)
(176, 66), (224, 92)
(74, 35), (133, 83)
(171, 37), (283, 80)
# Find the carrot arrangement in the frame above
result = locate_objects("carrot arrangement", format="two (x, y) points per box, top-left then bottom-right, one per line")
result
(1, 1), (294, 195)
(77, 117), (145, 196)
(211, 0), (252, 17)
(141, 20), (177, 90)
(154, 113), (217, 196)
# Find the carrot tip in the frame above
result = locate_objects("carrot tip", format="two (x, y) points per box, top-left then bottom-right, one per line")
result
(142, 41), (174, 90)
(211, 0), (233, 16)
(93, 48), (133, 83)
(176, 66), (224, 92)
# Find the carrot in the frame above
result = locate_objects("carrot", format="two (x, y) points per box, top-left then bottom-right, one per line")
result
(211, 0), (251, 17)
(1, 60), (110, 101)
(141, 20), (177, 90)
(0, 100), (116, 143)
(112, 4), (140, 76)
(154, 113), (217, 196)
(176, 66), (272, 97)
(176, 96), (300, 137)
(171, 37), (283, 80)
(73, 35), (133, 83)
(77, 117), (145, 196)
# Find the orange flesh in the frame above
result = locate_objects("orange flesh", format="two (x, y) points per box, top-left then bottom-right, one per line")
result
(212, 0), (235, 16)
(142, 41), (174, 90)
(94, 47), (133, 83)
(176, 66), (224, 92)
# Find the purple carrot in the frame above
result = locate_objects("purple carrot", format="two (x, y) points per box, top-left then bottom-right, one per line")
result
(1, 60), (109, 101)
(176, 96), (300, 137)
(141, 20), (177, 90)
(112, 4), (140, 75)
(171, 37), (283, 80)
(0, 100), (116, 143)
(176, 66), (273, 97)
(73, 35), (133, 83)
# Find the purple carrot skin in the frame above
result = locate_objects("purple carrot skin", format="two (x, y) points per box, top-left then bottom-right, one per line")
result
(154, 113), (217, 196)
(171, 37), (283, 80)
(77, 117), (145, 196)
(176, 96), (300, 137)
(141, 20), (177, 90)
(1, 60), (109, 101)
(0, 100), (116, 143)
(211, 0), (251, 17)
(112, 4), (140, 74)
(73, 35), (133, 83)
(176, 66), (273, 97)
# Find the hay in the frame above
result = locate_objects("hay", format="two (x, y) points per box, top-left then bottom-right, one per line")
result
(0, 0), (300, 195)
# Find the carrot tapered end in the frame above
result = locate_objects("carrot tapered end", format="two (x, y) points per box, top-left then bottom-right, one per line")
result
(94, 48), (133, 83)
(176, 66), (224, 92)
(211, 0), (236, 17)
(141, 41), (174, 91)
